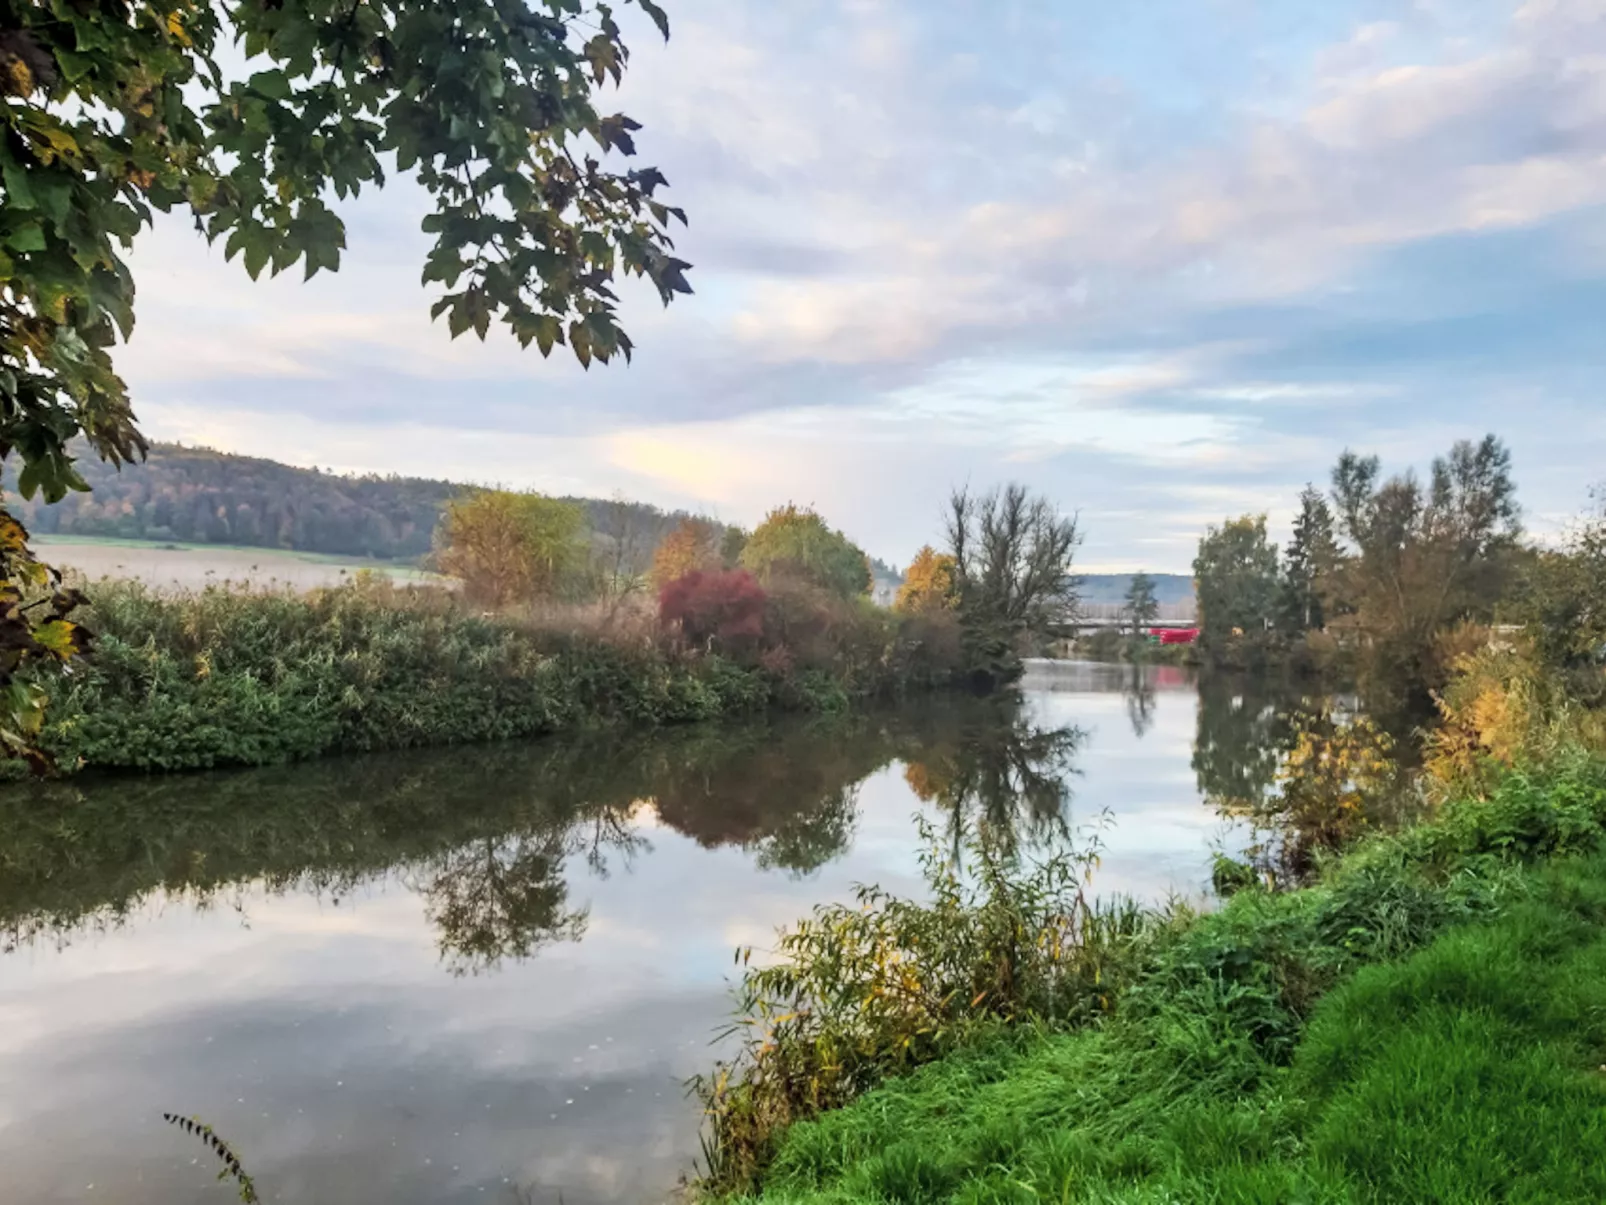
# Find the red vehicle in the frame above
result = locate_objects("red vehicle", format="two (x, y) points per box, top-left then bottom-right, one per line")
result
(1157, 627), (1198, 645)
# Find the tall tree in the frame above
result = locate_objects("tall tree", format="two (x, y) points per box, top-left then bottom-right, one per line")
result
(436, 490), (585, 608)
(1282, 485), (1341, 631)
(1329, 435), (1519, 688)
(740, 505), (871, 599)
(894, 545), (957, 614)
(1123, 571), (1159, 636)
(650, 516), (722, 591)
(945, 484), (1081, 685)
(0, 0), (691, 766)
(589, 494), (654, 612)
(1193, 516), (1280, 651)
(1519, 490), (1606, 678)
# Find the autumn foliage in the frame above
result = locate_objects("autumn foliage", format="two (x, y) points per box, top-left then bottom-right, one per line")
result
(659, 570), (769, 649)
(895, 546), (957, 614)
(740, 505), (872, 599)
(650, 517), (724, 591)
(436, 490), (585, 608)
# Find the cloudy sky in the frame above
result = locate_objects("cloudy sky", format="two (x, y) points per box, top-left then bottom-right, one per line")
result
(121, 0), (1606, 571)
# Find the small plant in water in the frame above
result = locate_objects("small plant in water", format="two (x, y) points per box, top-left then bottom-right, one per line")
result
(690, 814), (1151, 1194)
(163, 1112), (259, 1203)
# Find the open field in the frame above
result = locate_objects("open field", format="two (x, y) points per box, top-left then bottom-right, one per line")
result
(36, 536), (443, 592)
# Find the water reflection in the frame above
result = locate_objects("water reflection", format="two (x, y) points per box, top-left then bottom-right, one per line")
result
(0, 699), (1087, 967)
(1123, 664), (1157, 738)
(1191, 671), (1296, 814)
(902, 703), (1085, 858)
(0, 671), (1248, 1205)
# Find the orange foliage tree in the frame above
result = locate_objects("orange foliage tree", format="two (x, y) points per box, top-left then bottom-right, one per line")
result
(650, 517), (723, 591)
(894, 546), (957, 614)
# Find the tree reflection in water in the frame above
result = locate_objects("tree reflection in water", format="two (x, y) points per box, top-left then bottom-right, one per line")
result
(902, 701), (1087, 861)
(1123, 664), (1157, 738)
(0, 696), (1084, 970)
(410, 833), (590, 976)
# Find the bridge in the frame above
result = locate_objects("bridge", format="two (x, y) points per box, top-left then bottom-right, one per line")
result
(1058, 601), (1197, 633)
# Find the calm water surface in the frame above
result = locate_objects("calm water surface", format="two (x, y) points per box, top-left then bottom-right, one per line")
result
(0, 662), (1286, 1204)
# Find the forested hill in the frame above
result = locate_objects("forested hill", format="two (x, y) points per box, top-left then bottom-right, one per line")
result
(3, 442), (693, 562)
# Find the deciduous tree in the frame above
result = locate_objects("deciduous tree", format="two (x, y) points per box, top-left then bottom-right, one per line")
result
(944, 484), (1081, 685)
(740, 505), (871, 599)
(1330, 435), (1519, 693)
(894, 545), (956, 614)
(650, 516), (722, 591)
(1193, 516), (1280, 653)
(437, 490), (585, 608)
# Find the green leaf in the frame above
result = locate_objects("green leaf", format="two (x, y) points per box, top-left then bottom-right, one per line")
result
(4, 224), (46, 254)
(248, 69), (293, 102)
(634, 0), (672, 40)
(54, 49), (94, 83)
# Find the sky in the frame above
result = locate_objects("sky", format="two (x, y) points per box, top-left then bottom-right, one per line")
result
(118, 0), (1606, 571)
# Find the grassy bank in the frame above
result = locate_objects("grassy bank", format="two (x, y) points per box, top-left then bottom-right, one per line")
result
(26, 576), (965, 774)
(701, 744), (1606, 1202)
(738, 848), (1606, 1204)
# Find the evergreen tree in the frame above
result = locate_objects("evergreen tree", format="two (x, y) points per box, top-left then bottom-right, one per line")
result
(1123, 571), (1160, 636)
(1282, 486), (1341, 631)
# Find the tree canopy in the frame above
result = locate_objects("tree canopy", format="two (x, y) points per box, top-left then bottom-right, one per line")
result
(436, 489), (585, 608)
(3, 0), (689, 505)
(1123, 571), (1158, 634)
(650, 515), (723, 590)
(739, 505), (871, 599)
(894, 545), (956, 614)
(1193, 515), (1280, 651)
(944, 484), (1081, 686)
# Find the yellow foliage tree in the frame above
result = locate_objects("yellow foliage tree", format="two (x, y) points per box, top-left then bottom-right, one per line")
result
(739, 504), (871, 598)
(650, 517), (723, 592)
(894, 546), (957, 614)
(436, 490), (585, 608)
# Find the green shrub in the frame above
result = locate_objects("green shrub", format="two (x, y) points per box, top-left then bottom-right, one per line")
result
(29, 577), (967, 774)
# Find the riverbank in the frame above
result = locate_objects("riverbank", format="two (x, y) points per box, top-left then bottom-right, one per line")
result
(701, 735), (1606, 1201)
(23, 576), (966, 775)
(734, 837), (1606, 1203)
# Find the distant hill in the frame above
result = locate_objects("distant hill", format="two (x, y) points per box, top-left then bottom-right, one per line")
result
(1079, 574), (1194, 605)
(3, 442), (706, 563)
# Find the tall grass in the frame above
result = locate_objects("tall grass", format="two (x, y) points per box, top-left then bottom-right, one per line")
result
(700, 743), (1606, 1200)
(693, 817), (1156, 1193)
(735, 849), (1606, 1204)
(27, 575), (965, 773)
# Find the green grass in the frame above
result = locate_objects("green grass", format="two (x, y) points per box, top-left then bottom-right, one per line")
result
(735, 849), (1606, 1205)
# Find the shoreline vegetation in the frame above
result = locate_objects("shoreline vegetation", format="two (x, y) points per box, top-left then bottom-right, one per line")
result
(19, 573), (962, 776)
(14, 483), (1086, 777)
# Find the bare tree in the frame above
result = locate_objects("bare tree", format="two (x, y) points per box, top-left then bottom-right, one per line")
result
(944, 485), (1082, 688)
(591, 493), (654, 617)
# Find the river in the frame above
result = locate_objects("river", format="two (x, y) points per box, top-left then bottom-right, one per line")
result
(0, 661), (1300, 1204)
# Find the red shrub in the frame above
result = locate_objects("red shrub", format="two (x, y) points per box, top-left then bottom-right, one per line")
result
(659, 569), (768, 650)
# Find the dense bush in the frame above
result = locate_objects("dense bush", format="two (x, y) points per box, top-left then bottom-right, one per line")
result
(26, 575), (967, 775)
(660, 569), (768, 650)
